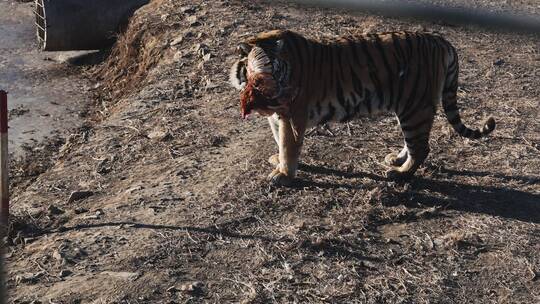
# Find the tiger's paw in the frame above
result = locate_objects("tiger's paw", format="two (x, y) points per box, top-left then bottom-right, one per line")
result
(268, 154), (280, 166)
(384, 152), (407, 167)
(268, 169), (294, 187)
(385, 168), (414, 180)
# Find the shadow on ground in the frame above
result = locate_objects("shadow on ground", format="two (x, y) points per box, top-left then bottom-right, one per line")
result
(297, 163), (540, 223)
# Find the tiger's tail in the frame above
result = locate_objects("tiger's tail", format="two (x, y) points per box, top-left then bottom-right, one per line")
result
(442, 49), (495, 139)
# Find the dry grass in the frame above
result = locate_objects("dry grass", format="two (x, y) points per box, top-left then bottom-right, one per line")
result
(6, 0), (540, 303)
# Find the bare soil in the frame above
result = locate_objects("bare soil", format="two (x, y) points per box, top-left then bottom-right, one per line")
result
(6, 0), (540, 303)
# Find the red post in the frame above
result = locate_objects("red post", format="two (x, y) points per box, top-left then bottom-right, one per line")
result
(0, 90), (8, 226)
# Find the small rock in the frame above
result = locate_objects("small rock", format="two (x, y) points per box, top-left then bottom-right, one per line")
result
(26, 207), (43, 218)
(23, 237), (37, 245)
(52, 250), (64, 261)
(180, 6), (195, 14)
(15, 272), (44, 285)
(173, 51), (187, 61)
(170, 36), (184, 46)
(74, 207), (89, 214)
(96, 158), (112, 174)
(166, 286), (178, 293)
(147, 130), (172, 141)
(360, 260), (378, 269)
(205, 79), (219, 90)
(493, 58), (505, 66)
(73, 247), (88, 258)
(58, 269), (72, 278)
(95, 209), (105, 216)
(187, 15), (200, 26)
(180, 281), (205, 293)
(193, 43), (207, 53)
(424, 234), (434, 250)
(102, 271), (140, 281)
(67, 191), (94, 203)
(126, 185), (143, 194)
(83, 215), (99, 220)
(433, 238), (444, 247)
(48, 205), (64, 215)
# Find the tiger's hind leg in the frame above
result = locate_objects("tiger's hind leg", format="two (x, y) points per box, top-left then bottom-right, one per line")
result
(387, 110), (434, 179)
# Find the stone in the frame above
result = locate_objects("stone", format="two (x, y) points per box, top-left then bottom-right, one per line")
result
(74, 207), (88, 214)
(493, 58), (505, 66)
(170, 36), (184, 46)
(58, 269), (72, 278)
(47, 205), (64, 215)
(147, 130), (172, 141)
(102, 271), (140, 281)
(187, 16), (200, 26)
(67, 191), (94, 203)
(180, 6), (196, 14)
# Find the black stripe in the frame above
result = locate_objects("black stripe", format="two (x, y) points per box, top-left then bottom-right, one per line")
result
(404, 131), (429, 143)
(374, 35), (395, 111)
(427, 36), (443, 114)
(288, 36), (304, 84)
(336, 82), (347, 112)
(336, 81), (351, 122)
(404, 32), (414, 58)
(399, 72), (431, 124)
(311, 43), (319, 87)
(349, 40), (366, 98)
(364, 89), (372, 115)
(348, 38), (361, 67)
(359, 37), (385, 110)
(391, 33), (407, 111)
(397, 55), (422, 117)
(328, 45), (335, 91)
(319, 44), (326, 82)
(401, 118), (432, 132)
(351, 68), (364, 95)
(320, 103), (335, 125)
(447, 45), (458, 71)
(351, 92), (360, 115)
(337, 45), (346, 81)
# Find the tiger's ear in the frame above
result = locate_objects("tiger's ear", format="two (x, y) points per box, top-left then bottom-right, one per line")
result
(275, 39), (285, 52)
(237, 43), (252, 57)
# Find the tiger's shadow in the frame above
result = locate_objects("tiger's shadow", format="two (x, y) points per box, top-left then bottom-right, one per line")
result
(295, 163), (540, 224)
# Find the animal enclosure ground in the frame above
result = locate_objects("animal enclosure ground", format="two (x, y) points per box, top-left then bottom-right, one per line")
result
(6, 0), (540, 303)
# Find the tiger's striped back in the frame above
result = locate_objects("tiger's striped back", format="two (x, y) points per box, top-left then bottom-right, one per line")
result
(263, 31), (494, 139)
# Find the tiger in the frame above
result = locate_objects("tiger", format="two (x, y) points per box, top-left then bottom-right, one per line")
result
(229, 30), (495, 186)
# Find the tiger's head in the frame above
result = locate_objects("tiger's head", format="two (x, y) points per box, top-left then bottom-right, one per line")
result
(229, 30), (297, 119)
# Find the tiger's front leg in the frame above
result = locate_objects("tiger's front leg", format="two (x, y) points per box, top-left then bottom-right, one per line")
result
(268, 114), (280, 167)
(268, 116), (305, 186)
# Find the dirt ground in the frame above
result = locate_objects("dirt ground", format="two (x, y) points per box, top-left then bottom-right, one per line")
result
(6, 0), (540, 303)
